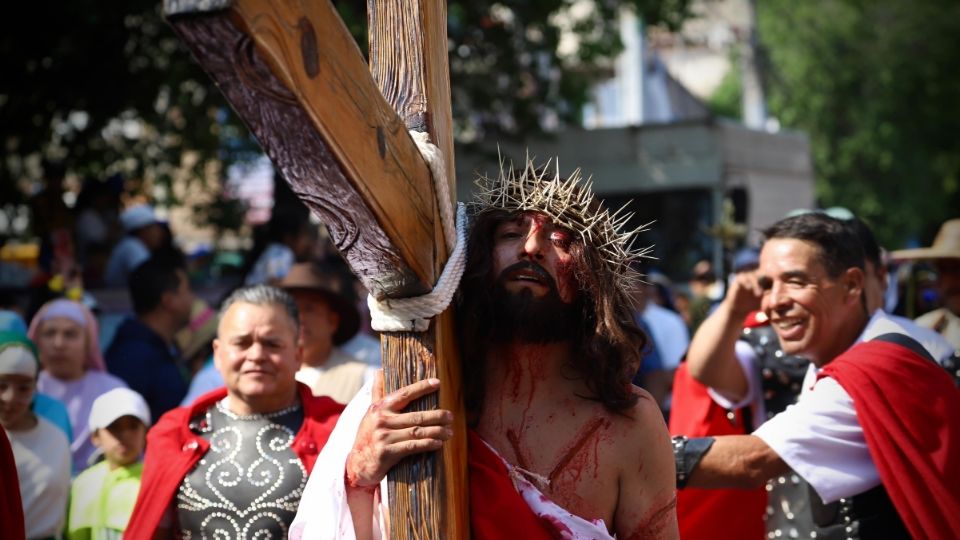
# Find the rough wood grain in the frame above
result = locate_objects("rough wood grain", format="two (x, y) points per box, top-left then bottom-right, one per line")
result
(167, 2), (439, 299)
(165, 2), (467, 537)
(369, 2), (468, 538)
(368, 0), (456, 208)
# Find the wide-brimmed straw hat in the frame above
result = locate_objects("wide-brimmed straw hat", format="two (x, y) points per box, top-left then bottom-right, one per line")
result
(279, 262), (360, 345)
(891, 219), (960, 261)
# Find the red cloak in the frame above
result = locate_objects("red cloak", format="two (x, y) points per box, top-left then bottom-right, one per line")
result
(669, 362), (765, 540)
(820, 339), (960, 540)
(469, 430), (566, 539)
(0, 427), (25, 540)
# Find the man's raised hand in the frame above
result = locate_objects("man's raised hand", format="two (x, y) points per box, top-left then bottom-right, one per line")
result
(345, 371), (454, 490)
(724, 271), (763, 318)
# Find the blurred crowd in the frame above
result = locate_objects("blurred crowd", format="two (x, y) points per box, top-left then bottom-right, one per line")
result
(0, 163), (383, 539)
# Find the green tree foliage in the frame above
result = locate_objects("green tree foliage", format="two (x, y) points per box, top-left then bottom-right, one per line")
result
(757, 0), (960, 247)
(706, 51), (742, 121)
(442, 0), (691, 141)
(0, 0), (690, 236)
(0, 2), (250, 198)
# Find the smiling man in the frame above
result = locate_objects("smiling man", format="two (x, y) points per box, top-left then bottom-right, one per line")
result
(292, 159), (678, 539)
(674, 213), (960, 539)
(124, 285), (344, 538)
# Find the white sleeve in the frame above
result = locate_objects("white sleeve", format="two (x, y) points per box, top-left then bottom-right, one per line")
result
(753, 376), (881, 503)
(362, 365), (378, 388)
(706, 340), (760, 412)
(290, 380), (386, 540)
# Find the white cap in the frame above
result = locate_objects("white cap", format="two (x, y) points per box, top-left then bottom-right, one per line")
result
(120, 204), (158, 232)
(0, 345), (37, 378)
(88, 388), (151, 431)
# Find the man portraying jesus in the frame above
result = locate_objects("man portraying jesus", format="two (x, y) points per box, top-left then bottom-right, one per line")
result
(291, 158), (679, 539)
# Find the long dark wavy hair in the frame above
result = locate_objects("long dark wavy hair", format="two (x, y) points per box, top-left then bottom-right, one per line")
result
(456, 208), (648, 425)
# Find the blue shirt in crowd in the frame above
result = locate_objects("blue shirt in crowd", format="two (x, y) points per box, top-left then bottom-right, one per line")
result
(105, 317), (188, 421)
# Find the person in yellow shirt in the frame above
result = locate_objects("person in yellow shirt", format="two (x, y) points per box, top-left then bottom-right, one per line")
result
(67, 388), (150, 540)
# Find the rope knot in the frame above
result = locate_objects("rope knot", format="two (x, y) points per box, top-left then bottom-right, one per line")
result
(367, 132), (467, 332)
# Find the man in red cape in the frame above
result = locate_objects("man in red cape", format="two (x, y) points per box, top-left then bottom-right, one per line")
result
(674, 213), (960, 540)
(125, 285), (344, 538)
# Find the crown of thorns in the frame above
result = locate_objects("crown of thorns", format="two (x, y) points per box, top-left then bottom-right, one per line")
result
(472, 154), (653, 291)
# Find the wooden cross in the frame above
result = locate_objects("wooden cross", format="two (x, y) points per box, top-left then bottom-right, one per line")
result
(162, 0), (467, 537)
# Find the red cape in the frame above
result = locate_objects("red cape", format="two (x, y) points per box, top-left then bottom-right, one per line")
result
(125, 384), (343, 538)
(0, 427), (25, 540)
(820, 339), (960, 540)
(469, 430), (570, 539)
(669, 363), (765, 540)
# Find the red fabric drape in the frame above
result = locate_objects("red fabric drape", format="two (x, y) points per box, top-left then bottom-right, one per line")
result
(468, 430), (565, 539)
(669, 362), (766, 540)
(0, 427), (25, 540)
(820, 340), (960, 540)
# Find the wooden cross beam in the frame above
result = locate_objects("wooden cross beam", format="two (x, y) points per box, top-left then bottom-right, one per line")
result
(162, 0), (467, 537)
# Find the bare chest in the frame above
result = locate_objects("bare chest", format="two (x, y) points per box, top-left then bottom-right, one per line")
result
(477, 405), (622, 525)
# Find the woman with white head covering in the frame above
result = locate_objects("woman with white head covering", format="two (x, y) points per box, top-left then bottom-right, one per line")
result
(0, 332), (71, 539)
(28, 298), (127, 472)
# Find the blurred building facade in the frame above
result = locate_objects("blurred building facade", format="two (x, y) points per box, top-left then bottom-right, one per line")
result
(456, 0), (814, 279)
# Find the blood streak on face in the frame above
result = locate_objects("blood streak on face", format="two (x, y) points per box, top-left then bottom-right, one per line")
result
(492, 212), (578, 304)
(555, 258), (577, 306)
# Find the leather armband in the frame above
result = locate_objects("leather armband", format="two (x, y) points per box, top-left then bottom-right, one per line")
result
(672, 435), (715, 489)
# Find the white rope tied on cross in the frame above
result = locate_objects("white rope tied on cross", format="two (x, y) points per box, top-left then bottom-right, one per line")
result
(409, 130), (457, 251)
(367, 131), (468, 332)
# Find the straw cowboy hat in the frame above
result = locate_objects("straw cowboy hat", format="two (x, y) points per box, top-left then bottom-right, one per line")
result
(279, 262), (360, 345)
(891, 219), (960, 261)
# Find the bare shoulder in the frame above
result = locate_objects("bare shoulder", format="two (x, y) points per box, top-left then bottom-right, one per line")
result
(604, 385), (674, 495)
(609, 386), (670, 448)
(609, 386), (679, 539)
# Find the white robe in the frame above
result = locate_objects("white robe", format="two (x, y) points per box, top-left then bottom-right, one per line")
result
(290, 381), (614, 539)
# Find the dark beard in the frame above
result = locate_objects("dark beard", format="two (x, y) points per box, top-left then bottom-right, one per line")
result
(490, 262), (579, 344)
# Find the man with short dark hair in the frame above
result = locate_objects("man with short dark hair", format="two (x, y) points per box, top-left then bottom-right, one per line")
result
(124, 285), (344, 538)
(106, 255), (194, 419)
(675, 213), (960, 539)
(675, 216), (954, 539)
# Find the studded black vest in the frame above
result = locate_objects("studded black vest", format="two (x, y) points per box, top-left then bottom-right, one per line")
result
(175, 398), (306, 539)
(740, 324), (815, 538)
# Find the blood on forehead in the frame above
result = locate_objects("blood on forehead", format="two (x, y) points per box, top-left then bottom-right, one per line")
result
(516, 211), (575, 241)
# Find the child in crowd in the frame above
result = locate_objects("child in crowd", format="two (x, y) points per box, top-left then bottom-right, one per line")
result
(67, 387), (150, 540)
(0, 331), (72, 539)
